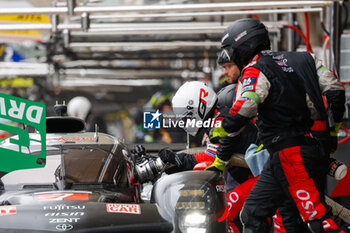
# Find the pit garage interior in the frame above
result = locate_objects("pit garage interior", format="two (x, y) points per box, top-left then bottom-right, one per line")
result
(1, 0), (350, 215)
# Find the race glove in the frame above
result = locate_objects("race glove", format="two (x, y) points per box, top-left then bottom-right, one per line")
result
(209, 125), (229, 144)
(205, 157), (227, 173)
(330, 122), (342, 136)
(158, 148), (179, 165)
(158, 148), (198, 170)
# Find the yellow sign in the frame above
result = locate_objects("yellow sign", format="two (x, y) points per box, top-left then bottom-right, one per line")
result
(0, 30), (41, 36)
(0, 77), (34, 88)
(0, 15), (50, 23)
(0, 15), (50, 41)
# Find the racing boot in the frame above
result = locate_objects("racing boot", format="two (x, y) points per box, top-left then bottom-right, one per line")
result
(307, 215), (350, 233)
(307, 219), (325, 233)
(240, 207), (271, 233)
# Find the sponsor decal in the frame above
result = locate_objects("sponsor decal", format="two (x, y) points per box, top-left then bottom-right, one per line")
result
(0, 206), (16, 216)
(43, 205), (86, 211)
(242, 86), (254, 92)
(207, 143), (218, 151)
(143, 110), (161, 129)
(57, 137), (93, 142)
(234, 30), (247, 42)
(272, 214), (282, 229)
(227, 191), (239, 215)
(106, 204), (141, 214)
(37, 193), (89, 201)
(276, 60), (287, 67)
(272, 136), (281, 143)
(322, 219), (338, 231)
(50, 218), (80, 223)
(238, 96), (250, 101)
(242, 77), (256, 87)
(205, 148), (216, 157)
(228, 192), (239, 204)
(0, 93), (46, 173)
(206, 143), (218, 157)
(55, 224), (74, 231)
(45, 212), (84, 217)
(272, 54), (284, 60)
(44, 205), (84, 229)
(281, 66), (294, 73)
(216, 185), (225, 192)
(198, 88), (208, 119)
(296, 189), (318, 221)
(271, 56), (294, 72)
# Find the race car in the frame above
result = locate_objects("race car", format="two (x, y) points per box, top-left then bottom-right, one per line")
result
(0, 104), (228, 233)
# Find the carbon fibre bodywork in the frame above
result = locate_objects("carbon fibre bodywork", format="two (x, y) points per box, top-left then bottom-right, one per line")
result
(0, 126), (227, 232)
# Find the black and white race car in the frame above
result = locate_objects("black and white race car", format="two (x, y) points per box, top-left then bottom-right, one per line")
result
(0, 107), (228, 233)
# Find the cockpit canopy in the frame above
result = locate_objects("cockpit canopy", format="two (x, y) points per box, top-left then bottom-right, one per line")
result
(1, 132), (133, 189)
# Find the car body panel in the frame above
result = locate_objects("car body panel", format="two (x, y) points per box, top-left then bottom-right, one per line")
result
(0, 117), (227, 232)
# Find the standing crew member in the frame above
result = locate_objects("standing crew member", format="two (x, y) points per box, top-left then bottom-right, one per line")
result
(207, 18), (348, 233)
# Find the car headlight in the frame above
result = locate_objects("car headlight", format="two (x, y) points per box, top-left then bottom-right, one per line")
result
(185, 227), (207, 233)
(179, 211), (208, 233)
(151, 171), (227, 233)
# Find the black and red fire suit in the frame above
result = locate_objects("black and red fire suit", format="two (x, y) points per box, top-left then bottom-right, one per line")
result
(218, 50), (347, 233)
(271, 52), (345, 233)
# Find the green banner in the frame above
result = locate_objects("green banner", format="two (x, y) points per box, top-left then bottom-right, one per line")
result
(0, 93), (46, 173)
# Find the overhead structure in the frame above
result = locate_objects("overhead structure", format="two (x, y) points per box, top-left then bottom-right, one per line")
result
(0, 0), (343, 91)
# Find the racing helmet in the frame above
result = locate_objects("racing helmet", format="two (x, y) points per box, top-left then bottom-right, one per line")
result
(172, 81), (217, 136)
(221, 18), (270, 70)
(216, 84), (236, 115)
(67, 96), (92, 121)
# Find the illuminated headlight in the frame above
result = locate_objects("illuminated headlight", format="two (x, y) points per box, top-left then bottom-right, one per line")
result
(179, 211), (208, 233)
(184, 212), (206, 225)
(186, 228), (207, 233)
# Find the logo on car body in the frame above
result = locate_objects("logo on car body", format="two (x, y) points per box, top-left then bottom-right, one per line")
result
(0, 206), (16, 216)
(36, 192), (89, 201)
(0, 93), (46, 173)
(106, 204), (141, 214)
(55, 224), (73, 231)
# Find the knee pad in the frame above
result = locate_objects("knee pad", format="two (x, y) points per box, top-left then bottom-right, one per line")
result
(240, 207), (249, 225)
(307, 219), (325, 233)
(240, 207), (272, 233)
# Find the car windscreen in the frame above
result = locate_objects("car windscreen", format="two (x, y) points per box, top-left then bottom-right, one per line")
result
(63, 147), (129, 186)
(2, 146), (129, 187)
(64, 148), (109, 183)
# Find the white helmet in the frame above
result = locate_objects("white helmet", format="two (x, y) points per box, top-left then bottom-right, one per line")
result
(172, 81), (217, 136)
(67, 96), (92, 120)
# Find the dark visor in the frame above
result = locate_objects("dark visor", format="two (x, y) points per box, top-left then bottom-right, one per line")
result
(217, 49), (231, 65)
